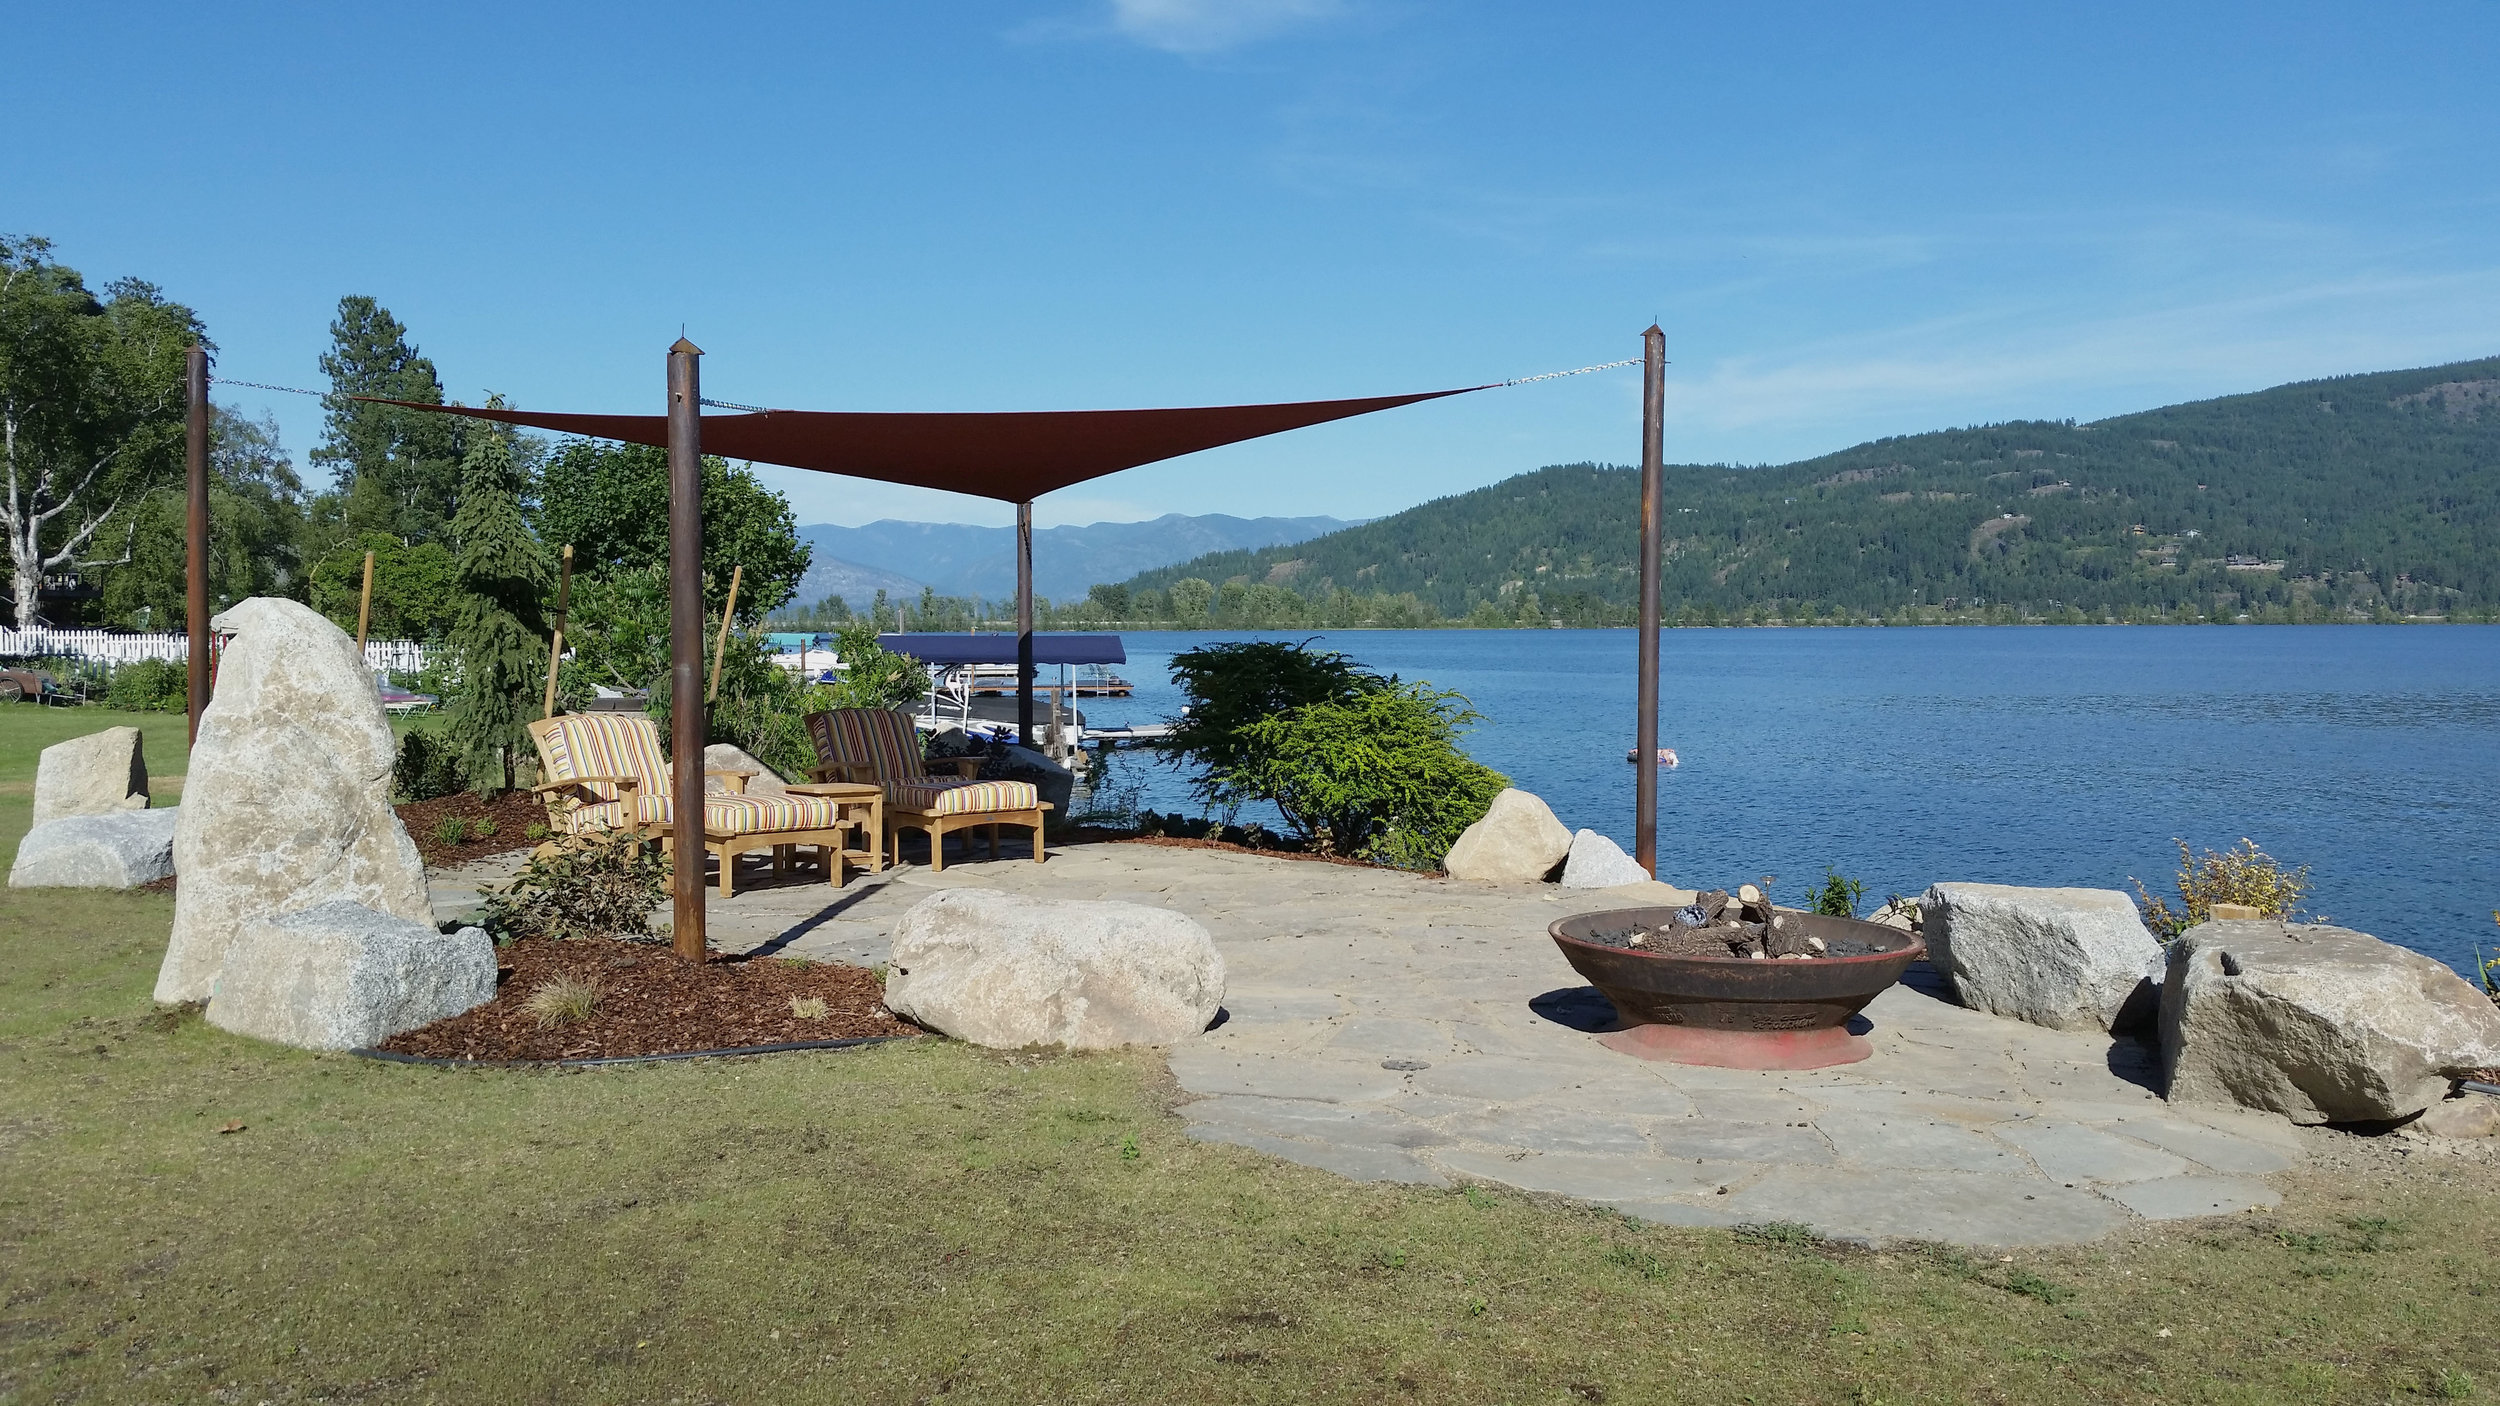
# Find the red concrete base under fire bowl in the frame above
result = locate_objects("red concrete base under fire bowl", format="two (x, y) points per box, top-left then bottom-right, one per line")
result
(1598, 1021), (1872, 1070)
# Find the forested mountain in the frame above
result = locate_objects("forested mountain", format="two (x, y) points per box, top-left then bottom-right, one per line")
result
(1102, 357), (2500, 626)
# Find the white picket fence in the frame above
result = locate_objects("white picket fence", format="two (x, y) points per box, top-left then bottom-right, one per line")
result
(0, 626), (428, 674)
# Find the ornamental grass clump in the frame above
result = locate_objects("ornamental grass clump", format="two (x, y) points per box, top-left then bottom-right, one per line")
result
(476, 832), (672, 943)
(2133, 837), (2311, 941)
(520, 976), (599, 1030)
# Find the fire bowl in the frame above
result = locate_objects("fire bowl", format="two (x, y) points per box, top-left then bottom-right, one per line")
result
(1548, 908), (1925, 1070)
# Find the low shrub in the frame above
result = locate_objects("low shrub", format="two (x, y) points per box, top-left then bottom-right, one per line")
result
(394, 730), (466, 802)
(432, 815), (472, 847)
(475, 832), (672, 943)
(1811, 868), (1867, 919)
(2133, 837), (2311, 940)
(105, 658), (188, 713)
(1232, 679), (1508, 868)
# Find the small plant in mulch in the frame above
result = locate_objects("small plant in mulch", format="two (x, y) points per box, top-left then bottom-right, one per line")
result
(475, 832), (672, 944)
(398, 789), (548, 865)
(2132, 837), (2312, 941)
(789, 996), (829, 1021)
(520, 975), (600, 1029)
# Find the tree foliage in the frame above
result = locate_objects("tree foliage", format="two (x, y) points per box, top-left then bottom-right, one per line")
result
(309, 531), (461, 641)
(533, 441), (810, 618)
(100, 406), (306, 629)
(444, 431), (550, 793)
(0, 236), (202, 628)
(312, 296), (465, 545)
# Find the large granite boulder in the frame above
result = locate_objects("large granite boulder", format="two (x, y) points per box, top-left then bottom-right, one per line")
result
(1442, 788), (1571, 884)
(1559, 829), (1650, 889)
(32, 725), (149, 826)
(884, 887), (1226, 1049)
(1921, 883), (2164, 1032)
(154, 598), (432, 1004)
(10, 809), (180, 889)
(704, 742), (789, 798)
(990, 744), (1075, 818)
(2161, 920), (2500, 1124)
(204, 901), (496, 1051)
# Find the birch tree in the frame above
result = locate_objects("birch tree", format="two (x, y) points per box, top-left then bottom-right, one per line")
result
(0, 236), (200, 628)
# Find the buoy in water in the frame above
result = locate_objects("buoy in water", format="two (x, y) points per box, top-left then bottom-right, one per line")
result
(1627, 747), (1680, 767)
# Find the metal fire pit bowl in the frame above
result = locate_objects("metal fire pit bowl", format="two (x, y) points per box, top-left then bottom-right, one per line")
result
(1549, 907), (1925, 1070)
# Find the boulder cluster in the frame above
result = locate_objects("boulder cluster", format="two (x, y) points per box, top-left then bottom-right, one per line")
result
(6, 599), (497, 1051)
(1921, 881), (2500, 1130)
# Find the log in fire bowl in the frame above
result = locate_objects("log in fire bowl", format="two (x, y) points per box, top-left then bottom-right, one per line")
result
(1549, 895), (1924, 1070)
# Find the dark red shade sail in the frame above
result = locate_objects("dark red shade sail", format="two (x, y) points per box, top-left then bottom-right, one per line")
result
(359, 386), (1486, 502)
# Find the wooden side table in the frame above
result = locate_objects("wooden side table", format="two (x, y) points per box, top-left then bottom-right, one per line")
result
(784, 781), (885, 880)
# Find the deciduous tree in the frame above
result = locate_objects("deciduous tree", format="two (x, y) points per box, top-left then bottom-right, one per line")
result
(0, 237), (201, 628)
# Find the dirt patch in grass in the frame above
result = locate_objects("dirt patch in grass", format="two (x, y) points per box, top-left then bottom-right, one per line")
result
(397, 789), (549, 865)
(377, 936), (920, 1060)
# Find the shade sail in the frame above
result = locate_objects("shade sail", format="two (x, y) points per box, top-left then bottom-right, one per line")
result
(360, 386), (1483, 502)
(880, 633), (1126, 666)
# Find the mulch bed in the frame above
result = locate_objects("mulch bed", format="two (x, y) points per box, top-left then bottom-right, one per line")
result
(376, 936), (922, 1062)
(397, 790), (549, 866)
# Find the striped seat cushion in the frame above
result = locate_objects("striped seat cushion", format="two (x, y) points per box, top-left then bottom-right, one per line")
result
(890, 778), (1039, 816)
(823, 708), (927, 784)
(536, 713), (670, 801)
(564, 792), (854, 837)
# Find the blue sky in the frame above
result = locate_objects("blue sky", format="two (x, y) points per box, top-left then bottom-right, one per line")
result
(10, 2), (2496, 528)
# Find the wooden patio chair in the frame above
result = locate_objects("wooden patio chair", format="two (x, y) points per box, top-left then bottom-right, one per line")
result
(802, 707), (1050, 872)
(524, 713), (869, 896)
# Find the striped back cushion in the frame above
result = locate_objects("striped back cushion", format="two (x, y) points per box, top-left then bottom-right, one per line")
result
(825, 709), (926, 785)
(803, 710), (840, 773)
(536, 713), (670, 802)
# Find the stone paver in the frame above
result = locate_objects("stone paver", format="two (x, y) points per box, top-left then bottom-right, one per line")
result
(440, 837), (2317, 1247)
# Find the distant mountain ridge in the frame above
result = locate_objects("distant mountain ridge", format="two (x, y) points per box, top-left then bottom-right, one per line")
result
(788, 512), (1355, 607)
(1109, 356), (2500, 623)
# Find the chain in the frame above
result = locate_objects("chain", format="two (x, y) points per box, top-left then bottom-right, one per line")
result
(1501, 358), (1646, 387)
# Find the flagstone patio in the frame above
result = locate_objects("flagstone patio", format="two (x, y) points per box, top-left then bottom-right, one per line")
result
(430, 839), (2309, 1247)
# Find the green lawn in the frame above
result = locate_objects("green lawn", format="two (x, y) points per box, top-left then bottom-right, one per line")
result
(2, 710), (2496, 1403)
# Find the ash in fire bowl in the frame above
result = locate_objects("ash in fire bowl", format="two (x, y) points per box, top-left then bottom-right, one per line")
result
(1578, 884), (1888, 961)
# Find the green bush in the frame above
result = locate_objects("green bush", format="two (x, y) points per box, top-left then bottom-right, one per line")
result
(394, 729), (466, 802)
(1163, 640), (1383, 819)
(1811, 868), (1867, 919)
(104, 658), (188, 713)
(1232, 679), (1507, 867)
(475, 832), (672, 943)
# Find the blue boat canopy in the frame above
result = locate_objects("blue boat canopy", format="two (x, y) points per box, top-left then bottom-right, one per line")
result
(878, 633), (1127, 667)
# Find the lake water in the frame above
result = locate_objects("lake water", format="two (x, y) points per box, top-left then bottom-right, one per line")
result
(1065, 626), (2500, 978)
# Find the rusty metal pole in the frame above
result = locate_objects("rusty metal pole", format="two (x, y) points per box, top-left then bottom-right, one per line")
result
(667, 338), (706, 961)
(1016, 500), (1034, 748)
(1635, 325), (1665, 876)
(184, 345), (210, 743)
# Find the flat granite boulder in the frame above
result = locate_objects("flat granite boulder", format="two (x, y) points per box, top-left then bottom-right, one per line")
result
(9, 809), (179, 889)
(2162, 920), (2500, 1124)
(1443, 788), (1571, 884)
(32, 725), (149, 826)
(1560, 829), (1650, 889)
(1922, 882), (2163, 1033)
(155, 598), (433, 1004)
(884, 887), (1226, 1049)
(206, 901), (495, 1051)
(703, 742), (789, 798)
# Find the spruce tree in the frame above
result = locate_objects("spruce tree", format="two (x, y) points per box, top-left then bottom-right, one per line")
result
(444, 430), (550, 794)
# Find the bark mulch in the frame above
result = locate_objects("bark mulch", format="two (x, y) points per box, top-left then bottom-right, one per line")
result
(397, 790), (550, 866)
(377, 936), (922, 1062)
